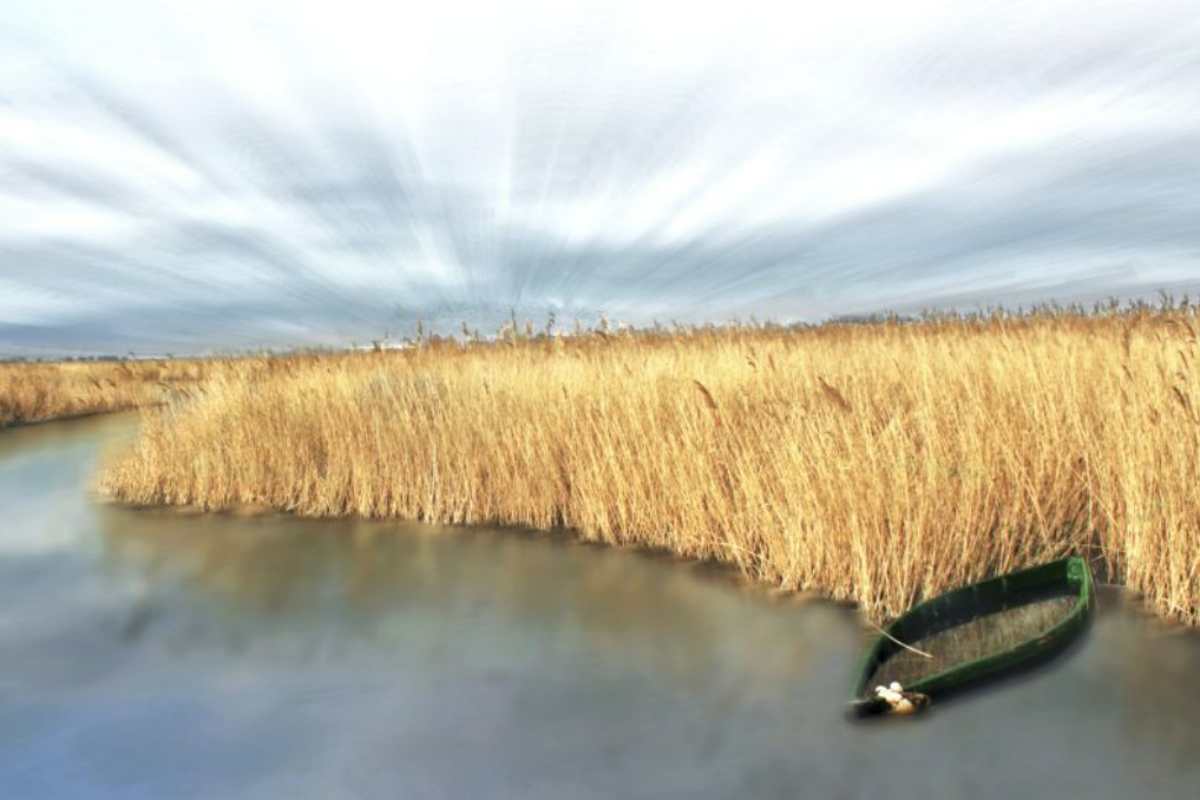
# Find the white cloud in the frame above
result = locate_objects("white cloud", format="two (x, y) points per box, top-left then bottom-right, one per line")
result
(2, 0), (1199, 352)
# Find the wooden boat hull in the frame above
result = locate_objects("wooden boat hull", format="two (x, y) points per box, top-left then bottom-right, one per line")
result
(850, 556), (1095, 717)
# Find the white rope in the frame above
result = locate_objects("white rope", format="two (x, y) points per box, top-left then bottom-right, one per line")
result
(866, 620), (933, 659)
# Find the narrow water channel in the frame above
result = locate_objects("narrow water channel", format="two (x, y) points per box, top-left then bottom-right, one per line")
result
(2, 415), (1198, 799)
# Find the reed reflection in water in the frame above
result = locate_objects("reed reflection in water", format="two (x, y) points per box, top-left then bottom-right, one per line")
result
(94, 504), (825, 694)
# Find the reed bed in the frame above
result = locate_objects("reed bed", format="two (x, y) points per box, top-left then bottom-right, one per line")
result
(0, 359), (189, 428)
(0, 353), (336, 428)
(98, 306), (1200, 626)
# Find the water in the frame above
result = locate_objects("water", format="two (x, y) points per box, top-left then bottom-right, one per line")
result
(2, 415), (1199, 799)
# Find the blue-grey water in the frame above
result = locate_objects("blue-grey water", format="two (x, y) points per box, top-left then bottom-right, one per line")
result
(2, 415), (1199, 799)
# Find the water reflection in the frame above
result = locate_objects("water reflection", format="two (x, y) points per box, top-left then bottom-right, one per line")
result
(95, 506), (819, 695)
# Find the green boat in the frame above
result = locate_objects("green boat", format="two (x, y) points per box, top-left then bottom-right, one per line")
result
(849, 556), (1095, 717)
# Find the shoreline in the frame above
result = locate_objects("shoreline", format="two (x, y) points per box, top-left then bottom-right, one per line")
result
(8, 306), (1197, 628)
(0, 406), (149, 431)
(94, 309), (1200, 627)
(94, 475), (1197, 638)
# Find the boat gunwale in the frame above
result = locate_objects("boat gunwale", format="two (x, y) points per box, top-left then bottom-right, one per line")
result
(851, 556), (1095, 706)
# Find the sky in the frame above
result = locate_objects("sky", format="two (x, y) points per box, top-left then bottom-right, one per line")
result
(2, 0), (1199, 355)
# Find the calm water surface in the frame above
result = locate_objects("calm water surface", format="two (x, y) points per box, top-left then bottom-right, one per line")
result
(2, 415), (1199, 799)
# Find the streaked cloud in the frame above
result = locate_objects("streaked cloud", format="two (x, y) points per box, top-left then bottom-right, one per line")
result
(2, 0), (1198, 353)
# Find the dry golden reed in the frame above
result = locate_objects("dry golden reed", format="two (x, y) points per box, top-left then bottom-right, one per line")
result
(0, 359), (189, 427)
(0, 356), (291, 428)
(98, 308), (1200, 626)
